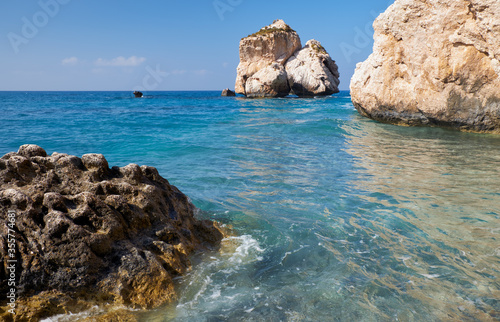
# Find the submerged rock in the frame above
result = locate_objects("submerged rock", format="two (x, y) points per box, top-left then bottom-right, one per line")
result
(235, 19), (302, 96)
(350, 0), (500, 133)
(286, 40), (340, 97)
(0, 145), (223, 320)
(221, 88), (236, 97)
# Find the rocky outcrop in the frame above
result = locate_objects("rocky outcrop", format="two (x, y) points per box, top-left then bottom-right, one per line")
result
(221, 88), (236, 97)
(133, 91), (143, 98)
(245, 63), (290, 98)
(350, 0), (500, 133)
(235, 20), (340, 98)
(235, 20), (301, 96)
(0, 145), (223, 321)
(286, 40), (340, 97)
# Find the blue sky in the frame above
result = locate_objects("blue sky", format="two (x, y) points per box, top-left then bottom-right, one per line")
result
(0, 0), (393, 91)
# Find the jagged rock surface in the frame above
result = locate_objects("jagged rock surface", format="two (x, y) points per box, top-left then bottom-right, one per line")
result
(286, 40), (340, 97)
(350, 0), (500, 133)
(235, 20), (301, 96)
(0, 145), (223, 321)
(245, 63), (290, 98)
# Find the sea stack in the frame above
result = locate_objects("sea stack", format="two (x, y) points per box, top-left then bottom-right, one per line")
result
(236, 19), (340, 98)
(0, 145), (223, 320)
(350, 0), (500, 133)
(286, 39), (340, 97)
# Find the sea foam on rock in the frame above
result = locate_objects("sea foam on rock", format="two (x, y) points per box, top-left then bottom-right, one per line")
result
(350, 0), (500, 133)
(0, 145), (223, 320)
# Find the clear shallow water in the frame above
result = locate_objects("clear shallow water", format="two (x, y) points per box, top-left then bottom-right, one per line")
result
(0, 91), (499, 321)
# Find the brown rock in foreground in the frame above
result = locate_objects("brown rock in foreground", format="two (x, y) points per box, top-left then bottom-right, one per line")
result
(0, 145), (223, 321)
(350, 0), (500, 133)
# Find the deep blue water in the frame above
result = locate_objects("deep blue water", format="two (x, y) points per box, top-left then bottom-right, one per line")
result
(1, 91), (499, 321)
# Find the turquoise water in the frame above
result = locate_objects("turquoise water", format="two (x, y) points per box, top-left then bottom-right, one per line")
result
(1, 91), (499, 321)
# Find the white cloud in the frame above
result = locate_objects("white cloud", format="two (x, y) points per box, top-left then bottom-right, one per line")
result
(171, 70), (187, 75)
(94, 56), (146, 67)
(62, 57), (79, 66)
(192, 69), (210, 76)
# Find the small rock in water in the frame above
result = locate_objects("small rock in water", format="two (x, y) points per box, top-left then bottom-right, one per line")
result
(221, 88), (236, 96)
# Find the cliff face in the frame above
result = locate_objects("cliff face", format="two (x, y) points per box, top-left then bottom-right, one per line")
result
(235, 20), (301, 96)
(0, 145), (223, 320)
(245, 63), (290, 98)
(286, 40), (340, 97)
(350, 0), (500, 133)
(236, 20), (340, 98)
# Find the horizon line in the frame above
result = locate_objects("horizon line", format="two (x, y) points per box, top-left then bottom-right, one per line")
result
(0, 89), (352, 92)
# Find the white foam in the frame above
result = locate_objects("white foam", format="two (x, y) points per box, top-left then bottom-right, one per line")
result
(209, 289), (221, 300)
(40, 305), (138, 322)
(280, 244), (310, 265)
(223, 235), (265, 265)
(175, 234), (265, 314)
(420, 274), (440, 279)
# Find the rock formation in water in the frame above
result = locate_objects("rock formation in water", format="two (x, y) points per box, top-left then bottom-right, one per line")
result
(235, 19), (340, 98)
(235, 19), (301, 97)
(286, 40), (340, 97)
(245, 63), (290, 98)
(350, 0), (500, 133)
(0, 145), (223, 320)
(221, 88), (236, 97)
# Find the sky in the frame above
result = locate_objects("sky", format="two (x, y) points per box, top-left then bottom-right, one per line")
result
(0, 0), (394, 91)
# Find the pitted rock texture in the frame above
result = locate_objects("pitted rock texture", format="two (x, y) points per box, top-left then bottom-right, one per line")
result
(0, 145), (223, 321)
(350, 0), (500, 133)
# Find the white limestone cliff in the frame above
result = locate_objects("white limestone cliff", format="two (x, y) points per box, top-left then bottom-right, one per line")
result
(286, 39), (340, 97)
(350, 0), (500, 133)
(236, 20), (340, 98)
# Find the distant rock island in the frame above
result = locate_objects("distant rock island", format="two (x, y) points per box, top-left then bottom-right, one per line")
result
(236, 20), (340, 98)
(351, 0), (500, 133)
(0, 145), (223, 320)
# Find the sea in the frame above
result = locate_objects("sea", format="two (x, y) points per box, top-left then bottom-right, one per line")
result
(1, 91), (499, 321)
